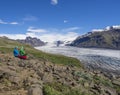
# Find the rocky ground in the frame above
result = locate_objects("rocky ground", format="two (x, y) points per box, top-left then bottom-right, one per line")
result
(0, 52), (120, 95)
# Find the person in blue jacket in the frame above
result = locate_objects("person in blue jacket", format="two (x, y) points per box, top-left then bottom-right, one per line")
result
(13, 46), (20, 57)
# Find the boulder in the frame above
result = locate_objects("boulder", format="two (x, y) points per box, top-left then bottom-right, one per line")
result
(42, 73), (53, 83)
(112, 80), (120, 86)
(28, 84), (43, 95)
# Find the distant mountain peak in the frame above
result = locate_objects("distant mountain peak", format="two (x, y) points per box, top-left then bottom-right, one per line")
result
(17, 36), (45, 47)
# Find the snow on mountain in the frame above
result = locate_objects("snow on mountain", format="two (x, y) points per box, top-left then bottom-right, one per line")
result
(92, 25), (120, 33)
(92, 29), (104, 32)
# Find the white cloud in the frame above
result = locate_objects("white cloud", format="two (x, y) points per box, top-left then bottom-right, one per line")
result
(10, 22), (19, 25)
(27, 27), (47, 33)
(0, 27), (80, 42)
(62, 27), (80, 32)
(38, 32), (78, 42)
(0, 34), (26, 40)
(51, 0), (58, 5)
(64, 20), (68, 23)
(0, 19), (8, 24)
(0, 19), (19, 25)
(23, 15), (38, 21)
(26, 27), (79, 42)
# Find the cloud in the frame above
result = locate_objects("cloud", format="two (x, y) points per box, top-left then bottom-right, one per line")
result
(0, 34), (26, 40)
(37, 32), (78, 42)
(0, 27), (80, 42)
(26, 27), (79, 42)
(0, 19), (19, 25)
(27, 27), (47, 33)
(23, 15), (38, 21)
(51, 0), (58, 5)
(0, 19), (8, 24)
(64, 20), (68, 23)
(62, 27), (80, 32)
(10, 22), (19, 25)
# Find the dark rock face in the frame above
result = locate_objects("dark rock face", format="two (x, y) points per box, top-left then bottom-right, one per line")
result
(71, 28), (120, 49)
(55, 40), (63, 47)
(17, 37), (45, 47)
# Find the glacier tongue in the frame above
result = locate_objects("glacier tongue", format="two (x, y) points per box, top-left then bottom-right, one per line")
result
(35, 46), (120, 74)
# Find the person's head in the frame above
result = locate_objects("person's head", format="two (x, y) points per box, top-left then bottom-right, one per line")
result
(15, 46), (18, 49)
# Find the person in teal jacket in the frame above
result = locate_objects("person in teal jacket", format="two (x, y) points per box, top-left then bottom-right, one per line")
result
(13, 46), (20, 57)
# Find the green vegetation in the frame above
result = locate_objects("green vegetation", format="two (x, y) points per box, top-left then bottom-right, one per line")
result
(43, 85), (62, 95)
(43, 83), (91, 95)
(114, 85), (120, 94)
(93, 75), (113, 87)
(29, 48), (82, 67)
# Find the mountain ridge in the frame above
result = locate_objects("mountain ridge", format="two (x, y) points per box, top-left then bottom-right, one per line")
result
(70, 26), (120, 49)
(17, 36), (45, 47)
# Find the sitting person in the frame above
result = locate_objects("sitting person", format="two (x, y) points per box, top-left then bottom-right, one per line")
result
(19, 46), (27, 56)
(13, 46), (27, 59)
(19, 46), (27, 59)
(13, 46), (20, 57)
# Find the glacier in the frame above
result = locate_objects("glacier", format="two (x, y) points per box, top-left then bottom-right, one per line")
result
(35, 44), (120, 75)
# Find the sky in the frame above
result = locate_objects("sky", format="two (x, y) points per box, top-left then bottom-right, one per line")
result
(0, 0), (120, 42)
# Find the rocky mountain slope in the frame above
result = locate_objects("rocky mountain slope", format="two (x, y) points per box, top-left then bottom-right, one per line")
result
(71, 26), (120, 49)
(17, 36), (45, 47)
(0, 37), (120, 95)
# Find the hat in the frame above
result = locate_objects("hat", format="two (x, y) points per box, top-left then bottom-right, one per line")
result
(15, 46), (18, 48)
